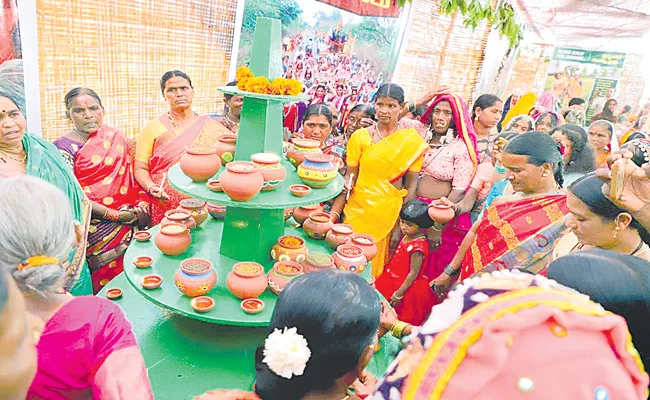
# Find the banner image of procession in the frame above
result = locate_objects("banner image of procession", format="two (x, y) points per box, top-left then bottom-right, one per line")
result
(0, 0), (24, 114)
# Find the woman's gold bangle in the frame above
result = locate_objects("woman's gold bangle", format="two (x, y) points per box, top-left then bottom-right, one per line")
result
(391, 321), (410, 338)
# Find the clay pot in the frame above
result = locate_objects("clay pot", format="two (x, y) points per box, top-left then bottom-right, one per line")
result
(174, 258), (217, 298)
(219, 161), (264, 202)
(206, 203), (226, 220)
(350, 233), (378, 261)
(180, 199), (209, 227)
(286, 139), (322, 169)
(302, 253), (335, 273)
(268, 261), (304, 295)
(226, 262), (268, 299)
(216, 133), (237, 165)
(207, 180), (223, 192)
(292, 204), (323, 226)
(251, 153), (286, 191)
(297, 153), (338, 189)
(105, 288), (122, 300)
(284, 208), (294, 222)
(271, 235), (308, 263)
(241, 298), (265, 314)
(134, 231), (151, 242)
(180, 147), (221, 182)
(154, 223), (191, 256)
(191, 296), (215, 313)
(326, 223), (354, 250)
(141, 274), (162, 290)
(428, 198), (456, 224)
(303, 211), (334, 240)
(289, 184), (311, 197)
(162, 208), (196, 231)
(133, 256), (153, 269)
(332, 244), (367, 274)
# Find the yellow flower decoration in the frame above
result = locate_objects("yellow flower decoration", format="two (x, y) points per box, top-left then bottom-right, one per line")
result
(235, 66), (302, 96)
(176, 282), (185, 291)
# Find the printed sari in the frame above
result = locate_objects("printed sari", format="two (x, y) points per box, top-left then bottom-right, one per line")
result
(27, 296), (153, 399)
(459, 193), (569, 280)
(146, 115), (226, 225)
(23, 134), (93, 295)
(54, 126), (149, 293)
(344, 127), (428, 277)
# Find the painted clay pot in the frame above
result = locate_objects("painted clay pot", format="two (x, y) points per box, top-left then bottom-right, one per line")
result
(303, 211), (333, 240)
(179, 147), (220, 182)
(268, 261), (304, 295)
(302, 253), (335, 274)
(428, 198), (456, 224)
(292, 204), (323, 226)
(215, 133), (237, 165)
(350, 233), (378, 261)
(326, 223), (354, 250)
(271, 235), (308, 263)
(206, 203), (226, 220)
(154, 223), (191, 256)
(219, 161), (264, 202)
(251, 153), (286, 191)
(332, 244), (367, 274)
(297, 153), (338, 189)
(174, 258), (217, 298)
(226, 262), (268, 299)
(286, 138), (322, 169)
(162, 208), (196, 231)
(180, 199), (209, 227)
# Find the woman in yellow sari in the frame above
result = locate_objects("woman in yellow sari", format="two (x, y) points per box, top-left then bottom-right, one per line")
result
(134, 70), (230, 225)
(341, 84), (429, 276)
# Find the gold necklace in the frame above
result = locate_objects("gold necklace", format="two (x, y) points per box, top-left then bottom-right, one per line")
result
(0, 148), (26, 164)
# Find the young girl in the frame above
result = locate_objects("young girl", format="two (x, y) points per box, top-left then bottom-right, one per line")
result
(375, 199), (437, 325)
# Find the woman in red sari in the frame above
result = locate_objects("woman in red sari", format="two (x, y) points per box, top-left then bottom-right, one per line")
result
(134, 70), (230, 225)
(54, 88), (148, 293)
(431, 131), (569, 293)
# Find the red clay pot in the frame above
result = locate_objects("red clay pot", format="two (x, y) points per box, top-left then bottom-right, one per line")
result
(268, 261), (304, 295)
(206, 203), (226, 220)
(271, 236), (309, 263)
(286, 138), (322, 169)
(350, 233), (378, 261)
(251, 153), (286, 191)
(180, 199), (208, 227)
(226, 262), (268, 299)
(428, 198), (456, 224)
(219, 161), (264, 202)
(302, 253), (335, 273)
(326, 223), (354, 250)
(154, 223), (191, 256)
(191, 296), (215, 313)
(292, 204), (323, 226)
(180, 147), (220, 182)
(303, 211), (334, 240)
(174, 258), (217, 298)
(332, 244), (367, 274)
(162, 208), (196, 231)
(216, 133), (237, 165)
(241, 298), (265, 314)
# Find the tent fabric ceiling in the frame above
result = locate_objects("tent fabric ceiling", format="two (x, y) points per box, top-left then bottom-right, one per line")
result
(517, 0), (650, 50)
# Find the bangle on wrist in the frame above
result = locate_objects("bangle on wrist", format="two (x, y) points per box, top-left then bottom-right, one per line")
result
(105, 208), (120, 221)
(331, 211), (340, 218)
(392, 292), (404, 300)
(391, 321), (409, 338)
(432, 222), (443, 232)
(444, 264), (460, 276)
(147, 185), (158, 194)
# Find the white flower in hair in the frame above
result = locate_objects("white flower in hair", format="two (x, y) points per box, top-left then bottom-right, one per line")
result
(263, 327), (312, 379)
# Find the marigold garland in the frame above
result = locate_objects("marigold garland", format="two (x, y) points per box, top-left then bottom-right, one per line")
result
(235, 66), (302, 96)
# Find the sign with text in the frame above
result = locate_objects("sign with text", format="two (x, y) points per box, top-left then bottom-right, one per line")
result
(316, 0), (402, 17)
(553, 48), (626, 69)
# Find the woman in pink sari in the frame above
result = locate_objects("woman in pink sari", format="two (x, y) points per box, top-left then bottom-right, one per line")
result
(0, 176), (153, 399)
(135, 70), (230, 225)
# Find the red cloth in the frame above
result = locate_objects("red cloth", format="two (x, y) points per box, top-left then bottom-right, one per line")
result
(375, 237), (437, 325)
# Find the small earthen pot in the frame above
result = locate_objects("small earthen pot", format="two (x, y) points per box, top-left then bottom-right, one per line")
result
(428, 198), (456, 224)
(268, 261), (304, 295)
(251, 153), (286, 191)
(134, 231), (151, 242)
(105, 288), (122, 300)
(271, 236), (308, 263)
(286, 138), (322, 169)
(206, 203), (226, 220)
(350, 233), (378, 261)
(326, 223), (354, 250)
(180, 199), (209, 227)
(215, 133), (237, 165)
(180, 147), (221, 182)
(332, 244), (368, 274)
(206, 180), (223, 192)
(241, 298), (264, 314)
(303, 211), (333, 240)
(191, 296), (215, 313)
(162, 208), (196, 231)
(219, 161), (264, 202)
(133, 256), (153, 269)
(284, 208), (294, 222)
(226, 262), (268, 299)
(302, 253), (335, 273)
(141, 274), (162, 290)
(292, 204), (323, 226)
(174, 258), (217, 298)
(289, 184), (311, 197)
(297, 153), (337, 188)
(154, 223), (191, 256)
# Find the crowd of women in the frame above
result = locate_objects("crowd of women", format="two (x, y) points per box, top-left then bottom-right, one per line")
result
(2, 66), (650, 398)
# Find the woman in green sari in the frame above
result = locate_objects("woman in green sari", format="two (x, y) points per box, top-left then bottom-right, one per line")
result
(0, 93), (92, 295)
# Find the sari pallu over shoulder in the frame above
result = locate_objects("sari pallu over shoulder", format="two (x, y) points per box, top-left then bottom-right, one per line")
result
(23, 134), (93, 295)
(460, 193), (569, 280)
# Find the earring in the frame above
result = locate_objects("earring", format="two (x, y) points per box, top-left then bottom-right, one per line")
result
(542, 172), (549, 177)
(613, 227), (619, 239)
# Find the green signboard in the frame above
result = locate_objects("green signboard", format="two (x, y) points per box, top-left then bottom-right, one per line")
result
(553, 47), (626, 68)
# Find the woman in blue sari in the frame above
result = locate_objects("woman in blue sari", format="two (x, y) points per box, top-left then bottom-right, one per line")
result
(0, 93), (92, 295)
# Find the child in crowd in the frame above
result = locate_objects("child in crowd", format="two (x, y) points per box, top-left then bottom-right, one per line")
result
(375, 199), (437, 325)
